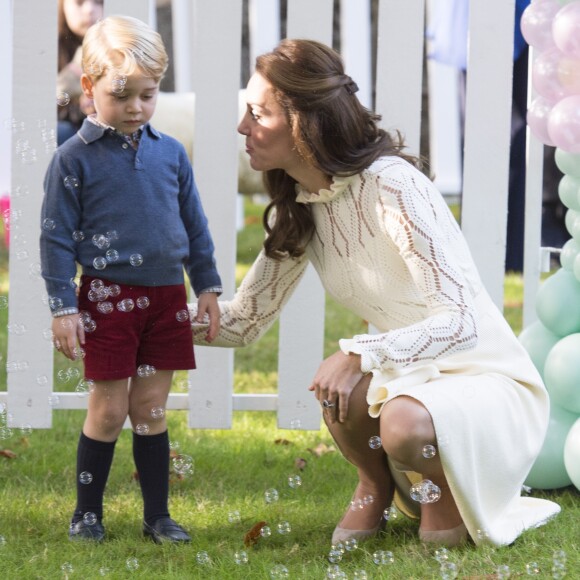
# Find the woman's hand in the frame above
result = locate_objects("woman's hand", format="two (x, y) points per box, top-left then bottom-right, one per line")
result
(196, 293), (220, 343)
(51, 314), (85, 361)
(308, 351), (363, 423)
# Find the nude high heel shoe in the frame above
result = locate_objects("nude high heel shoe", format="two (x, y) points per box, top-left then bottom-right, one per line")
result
(331, 517), (386, 545)
(418, 523), (468, 547)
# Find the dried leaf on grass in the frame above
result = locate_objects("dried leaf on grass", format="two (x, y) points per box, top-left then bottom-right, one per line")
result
(274, 438), (292, 446)
(244, 520), (268, 547)
(294, 457), (307, 471)
(0, 449), (17, 459)
(307, 443), (336, 457)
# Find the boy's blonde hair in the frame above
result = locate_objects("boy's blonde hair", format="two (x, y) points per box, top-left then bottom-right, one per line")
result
(82, 15), (168, 83)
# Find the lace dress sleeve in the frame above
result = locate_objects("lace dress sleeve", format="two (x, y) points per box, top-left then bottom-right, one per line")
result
(340, 165), (479, 373)
(189, 249), (309, 347)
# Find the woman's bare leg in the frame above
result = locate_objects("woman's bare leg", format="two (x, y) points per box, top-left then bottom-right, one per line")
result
(380, 396), (463, 532)
(323, 375), (395, 532)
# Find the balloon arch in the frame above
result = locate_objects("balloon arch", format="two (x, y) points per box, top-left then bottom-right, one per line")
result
(519, 0), (580, 492)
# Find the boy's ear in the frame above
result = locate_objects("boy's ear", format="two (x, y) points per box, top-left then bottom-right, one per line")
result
(81, 74), (94, 99)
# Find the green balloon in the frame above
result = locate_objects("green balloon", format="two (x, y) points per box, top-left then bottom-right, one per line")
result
(565, 208), (579, 240)
(556, 148), (580, 179)
(518, 321), (561, 379)
(558, 175), (580, 211)
(525, 404), (577, 490)
(564, 418), (580, 492)
(544, 333), (580, 413)
(560, 238), (579, 270)
(535, 269), (580, 336)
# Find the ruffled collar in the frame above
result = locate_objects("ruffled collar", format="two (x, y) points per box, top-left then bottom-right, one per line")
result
(295, 174), (355, 204)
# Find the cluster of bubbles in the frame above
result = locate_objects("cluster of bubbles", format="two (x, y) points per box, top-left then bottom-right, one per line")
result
(410, 479), (442, 504)
(6, 117), (58, 164)
(137, 364), (157, 378)
(172, 453), (194, 476)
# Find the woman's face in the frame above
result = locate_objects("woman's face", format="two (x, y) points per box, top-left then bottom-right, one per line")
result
(63, 0), (103, 37)
(238, 73), (301, 174)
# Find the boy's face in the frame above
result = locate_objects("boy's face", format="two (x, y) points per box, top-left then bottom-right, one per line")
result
(81, 70), (159, 135)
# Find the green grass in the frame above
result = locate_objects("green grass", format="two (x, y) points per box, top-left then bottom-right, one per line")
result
(1, 198), (578, 579)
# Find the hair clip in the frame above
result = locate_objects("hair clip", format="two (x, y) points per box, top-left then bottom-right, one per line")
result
(345, 78), (359, 95)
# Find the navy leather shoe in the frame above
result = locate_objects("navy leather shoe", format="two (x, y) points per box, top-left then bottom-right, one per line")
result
(143, 517), (191, 544)
(68, 519), (105, 542)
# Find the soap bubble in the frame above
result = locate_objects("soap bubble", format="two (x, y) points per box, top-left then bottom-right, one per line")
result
(525, 562), (540, 575)
(353, 571), (368, 580)
(79, 471), (93, 484)
(372, 550), (394, 565)
(269, 565), (289, 579)
(105, 249), (119, 263)
(288, 475), (302, 488)
(227, 510), (241, 524)
(97, 301), (114, 314)
(368, 435), (382, 449)
(61, 562), (73, 574)
(234, 550), (248, 565)
(136, 296), (150, 309)
(264, 488), (279, 503)
(63, 175), (79, 190)
(135, 423), (150, 435)
(57, 92), (70, 106)
(176, 309), (189, 322)
(260, 525), (271, 537)
(108, 284), (121, 297)
(93, 257), (107, 270)
(173, 454), (194, 475)
(42, 218), (56, 231)
(434, 547), (449, 563)
(327, 549), (343, 563)
(422, 444), (437, 459)
(150, 406), (165, 420)
(196, 551), (210, 565)
(496, 564), (511, 579)
(83, 512), (97, 526)
(129, 254), (143, 267)
(137, 364), (156, 378)
(92, 234), (110, 250)
(117, 298), (134, 312)
(276, 521), (291, 535)
(440, 562), (458, 579)
(344, 538), (358, 551)
(72, 230), (85, 242)
(125, 557), (139, 571)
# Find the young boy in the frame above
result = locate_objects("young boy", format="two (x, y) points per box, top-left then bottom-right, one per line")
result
(40, 15), (221, 543)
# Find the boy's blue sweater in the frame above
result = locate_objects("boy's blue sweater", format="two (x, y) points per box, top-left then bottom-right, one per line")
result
(40, 119), (222, 310)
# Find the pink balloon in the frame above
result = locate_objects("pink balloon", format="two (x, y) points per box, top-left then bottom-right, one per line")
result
(521, 0), (560, 51)
(527, 96), (557, 145)
(532, 47), (569, 100)
(553, 2), (580, 58)
(548, 95), (580, 153)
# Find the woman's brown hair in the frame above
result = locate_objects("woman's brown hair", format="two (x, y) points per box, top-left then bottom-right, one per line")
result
(255, 39), (420, 260)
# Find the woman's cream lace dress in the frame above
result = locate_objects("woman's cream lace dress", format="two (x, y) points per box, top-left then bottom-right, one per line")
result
(191, 156), (560, 546)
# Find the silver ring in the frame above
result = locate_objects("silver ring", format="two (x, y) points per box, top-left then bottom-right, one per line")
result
(322, 399), (336, 409)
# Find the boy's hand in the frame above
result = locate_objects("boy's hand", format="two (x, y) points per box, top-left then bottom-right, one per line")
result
(196, 293), (220, 343)
(52, 314), (85, 360)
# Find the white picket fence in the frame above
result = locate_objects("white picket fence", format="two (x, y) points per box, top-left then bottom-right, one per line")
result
(0, 0), (548, 431)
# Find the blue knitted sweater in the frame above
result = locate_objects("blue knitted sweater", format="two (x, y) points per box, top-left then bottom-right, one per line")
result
(40, 118), (221, 310)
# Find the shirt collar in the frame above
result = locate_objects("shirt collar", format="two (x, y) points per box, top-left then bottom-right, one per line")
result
(78, 115), (161, 144)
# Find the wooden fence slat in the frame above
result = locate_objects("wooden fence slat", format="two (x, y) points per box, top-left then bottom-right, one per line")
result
(287, 0), (334, 41)
(340, 0), (373, 109)
(186, 0), (242, 428)
(274, 0), (335, 430)
(461, 0), (515, 309)
(375, 0), (425, 157)
(104, 0), (155, 23)
(0, 0), (12, 203)
(249, 0), (281, 71)
(7, 0), (57, 428)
